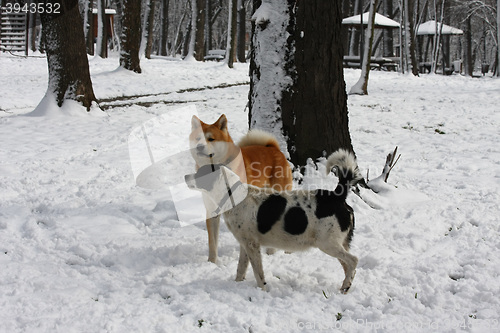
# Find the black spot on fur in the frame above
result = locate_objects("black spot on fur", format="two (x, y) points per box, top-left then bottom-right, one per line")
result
(257, 195), (287, 234)
(315, 190), (352, 232)
(284, 206), (308, 235)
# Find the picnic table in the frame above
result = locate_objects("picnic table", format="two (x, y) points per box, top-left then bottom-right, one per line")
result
(343, 56), (399, 71)
(204, 50), (226, 62)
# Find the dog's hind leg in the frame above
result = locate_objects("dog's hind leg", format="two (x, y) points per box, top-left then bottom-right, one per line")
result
(319, 243), (358, 294)
(206, 215), (220, 263)
(242, 240), (267, 290)
(235, 245), (249, 281)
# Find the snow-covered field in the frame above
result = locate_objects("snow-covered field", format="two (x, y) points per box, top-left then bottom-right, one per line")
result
(0, 52), (499, 332)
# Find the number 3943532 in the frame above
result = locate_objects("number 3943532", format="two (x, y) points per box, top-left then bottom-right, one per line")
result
(4, 2), (61, 14)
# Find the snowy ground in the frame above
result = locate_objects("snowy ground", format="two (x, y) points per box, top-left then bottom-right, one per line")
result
(0, 52), (499, 332)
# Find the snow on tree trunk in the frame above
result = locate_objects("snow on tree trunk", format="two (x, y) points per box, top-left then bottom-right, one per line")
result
(36, 0), (97, 112)
(96, 0), (107, 58)
(250, 1), (354, 166)
(120, 0), (142, 73)
(248, 0), (292, 150)
(349, 0), (378, 95)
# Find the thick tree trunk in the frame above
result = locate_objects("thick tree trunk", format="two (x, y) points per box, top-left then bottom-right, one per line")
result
(250, 0), (354, 165)
(249, 0), (289, 149)
(283, 0), (353, 165)
(40, 0), (96, 110)
(120, 0), (142, 73)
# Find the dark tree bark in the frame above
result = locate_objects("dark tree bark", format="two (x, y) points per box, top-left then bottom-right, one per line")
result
(160, 0), (169, 56)
(145, 0), (158, 59)
(205, 0), (212, 51)
(28, 11), (38, 52)
(120, 0), (142, 73)
(226, 0), (237, 67)
(85, 0), (94, 55)
(195, 0), (206, 60)
(463, 15), (473, 76)
(250, 0), (353, 167)
(407, 0), (419, 76)
(236, 0), (246, 62)
(382, 0), (394, 57)
(40, 0), (96, 110)
(96, 0), (108, 58)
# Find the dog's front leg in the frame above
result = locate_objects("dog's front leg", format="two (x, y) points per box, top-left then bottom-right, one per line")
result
(242, 240), (267, 290)
(206, 215), (220, 263)
(235, 245), (249, 281)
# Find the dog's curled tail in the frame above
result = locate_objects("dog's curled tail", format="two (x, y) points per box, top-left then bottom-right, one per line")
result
(326, 149), (363, 196)
(237, 129), (280, 150)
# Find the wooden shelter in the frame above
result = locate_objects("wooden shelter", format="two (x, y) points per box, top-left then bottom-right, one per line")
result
(416, 20), (463, 73)
(342, 12), (400, 70)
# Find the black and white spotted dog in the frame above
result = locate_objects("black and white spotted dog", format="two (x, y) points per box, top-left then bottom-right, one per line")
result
(185, 149), (362, 293)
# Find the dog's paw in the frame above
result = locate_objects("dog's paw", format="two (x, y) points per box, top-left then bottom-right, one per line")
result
(258, 282), (269, 292)
(340, 286), (351, 294)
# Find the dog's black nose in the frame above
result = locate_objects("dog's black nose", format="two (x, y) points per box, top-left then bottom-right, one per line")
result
(196, 144), (205, 151)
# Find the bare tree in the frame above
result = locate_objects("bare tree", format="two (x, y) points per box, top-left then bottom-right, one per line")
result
(349, 0), (378, 95)
(225, 0), (237, 68)
(195, 0), (206, 60)
(120, 0), (142, 73)
(144, 0), (158, 59)
(160, 0), (169, 56)
(38, 0), (96, 111)
(96, 0), (108, 58)
(236, 0), (246, 62)
(84, 0), (94, 55)
(185, 0), (197, 59)
(383, 0), (395, 57)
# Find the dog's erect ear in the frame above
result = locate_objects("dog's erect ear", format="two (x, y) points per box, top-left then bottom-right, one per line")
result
(191, 115), (202, 130)
(215, 114), (228, 132)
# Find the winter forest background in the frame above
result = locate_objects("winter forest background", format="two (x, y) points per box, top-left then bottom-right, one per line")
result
(1, 1), (500, 332)
(2, 0), (499, 74)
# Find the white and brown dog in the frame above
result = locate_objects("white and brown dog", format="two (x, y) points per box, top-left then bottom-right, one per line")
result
(189, 114), (292, 263)
(185, 149), (361, 293)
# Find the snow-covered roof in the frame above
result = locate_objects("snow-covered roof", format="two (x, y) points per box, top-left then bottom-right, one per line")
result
(416, 20), (463, 35)
(342, 12), (400, 28)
